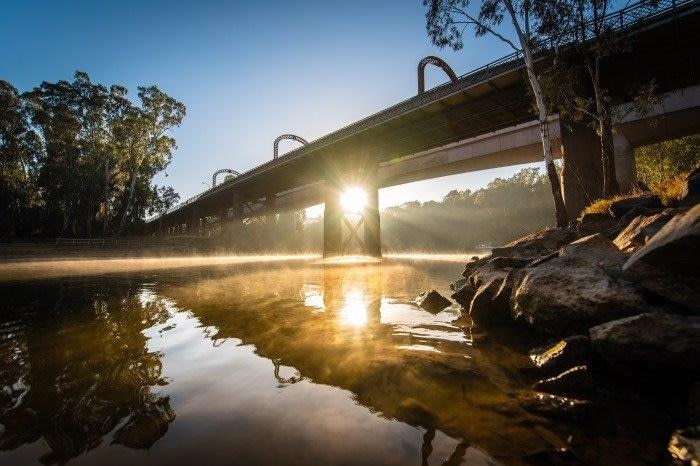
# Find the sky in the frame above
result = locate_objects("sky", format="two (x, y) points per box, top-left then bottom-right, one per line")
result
(0, 0), (543, 214)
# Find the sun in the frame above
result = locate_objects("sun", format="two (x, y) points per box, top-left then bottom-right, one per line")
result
(340, 187), (367, 214)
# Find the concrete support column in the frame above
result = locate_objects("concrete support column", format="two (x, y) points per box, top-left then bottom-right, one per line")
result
(614, 133), (636, 193)
(187, 209), (200, 236)
(560, 120), (603, 219)
(363, 163), (381, 258)
(323, 173), (342, 258)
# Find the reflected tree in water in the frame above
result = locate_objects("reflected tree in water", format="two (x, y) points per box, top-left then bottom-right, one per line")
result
(0, 282), (175, 463)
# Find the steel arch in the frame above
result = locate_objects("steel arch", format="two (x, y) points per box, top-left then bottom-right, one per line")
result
(417, 56), (458, 94)
(212, 168), (241, 187)
(273, 134), (308, 159)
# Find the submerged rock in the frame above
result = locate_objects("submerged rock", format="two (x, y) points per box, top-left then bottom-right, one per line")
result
(623, 205), (700, 311)
(668, 426), (700, 465)
(416, 290), (451, 313)
(511, 235), (648, 335)
(529, 335), (592, 377)
(533, 365), (595, 398)
(589, 312), (700, 378)
(613, 208), (678, 252)
(609, 194), (662, 218)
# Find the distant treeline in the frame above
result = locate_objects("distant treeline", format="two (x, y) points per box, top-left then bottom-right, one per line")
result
(0, 72), (184, 238)
(226, 167), (555, 253)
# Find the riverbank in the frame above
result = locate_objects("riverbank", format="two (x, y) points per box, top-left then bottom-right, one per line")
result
(445, 180), (699, 463)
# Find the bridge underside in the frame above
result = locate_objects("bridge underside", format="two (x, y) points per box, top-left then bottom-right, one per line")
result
(151, 5), (700, 257)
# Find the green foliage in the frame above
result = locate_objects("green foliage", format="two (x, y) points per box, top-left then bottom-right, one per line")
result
(0, 72), (185, 237)
(635, 135), (699, 197)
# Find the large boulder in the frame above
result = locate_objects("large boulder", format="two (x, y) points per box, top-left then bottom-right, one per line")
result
(451, 282), (476, 307)
(623, 205), (700, 311)
(613, 208), (679, 252)
(589, 312), (700, 377)
(511, 235), (650, 335)
(490, 227), (577, 259)
(680, 166), (700, 207)
(609, 194), (662, 218)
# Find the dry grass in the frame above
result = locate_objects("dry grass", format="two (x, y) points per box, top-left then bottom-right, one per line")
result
(581, 173), (688, 217)
(582, 190), (647, 216)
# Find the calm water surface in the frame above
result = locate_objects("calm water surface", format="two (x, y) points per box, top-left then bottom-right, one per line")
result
(0, 256), (669, 465)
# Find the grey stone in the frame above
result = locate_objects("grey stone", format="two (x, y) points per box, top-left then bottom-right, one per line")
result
(623, 204), (700, 311)
(511, 235), (649, 335)
(589, 312), (700, 377)
(613, 208), (679, 252)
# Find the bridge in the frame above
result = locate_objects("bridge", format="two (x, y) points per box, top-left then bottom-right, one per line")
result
(148, 0), (700, 257)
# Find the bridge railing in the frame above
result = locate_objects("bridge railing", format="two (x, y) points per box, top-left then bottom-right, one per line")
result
(149, 0), (696, 223)
(55, 237), (189, 248)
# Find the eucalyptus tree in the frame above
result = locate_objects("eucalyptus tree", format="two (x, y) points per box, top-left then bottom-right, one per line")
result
(540, 0), (659, 197)
(0, 81), (41, 236)
(424, 0), (569, 227)
(114, 86), (185, 234)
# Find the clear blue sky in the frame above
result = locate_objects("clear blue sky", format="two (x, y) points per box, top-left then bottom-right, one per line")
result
(0, 0), (542, 212)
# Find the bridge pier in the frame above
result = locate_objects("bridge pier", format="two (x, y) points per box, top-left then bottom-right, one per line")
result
(323, 178), (342, 258)
(363, 163), (381, 258)
(614, 133), (636, 193)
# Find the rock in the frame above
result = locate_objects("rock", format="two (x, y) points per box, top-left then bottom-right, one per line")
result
(519, 392), (600, 423)
(461, 255), (489, 278)
(529, 335), (592, 377)
(416, 290), (451, 313)
(491, 227), (577, 259)
(668, 426), (700, 465)
(623, 205), (700, 311)
(609, 194), (662, 218)
(690, 382), (700, 425)
(559, 234), (629, 270)
(511, 235), (649, 335)
(467, 259), (514, 324)
(533, 365), (595, 398)
(680, 166), (700, 207)
(589, 312), (700, 378)
(576, 212), (618, 237)
(451, 283), (475, 307)
(450, 278), (468, 292)
(613, 208), (678, 252)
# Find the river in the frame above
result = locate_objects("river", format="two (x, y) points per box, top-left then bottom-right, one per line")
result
(0, 255), (669, 465)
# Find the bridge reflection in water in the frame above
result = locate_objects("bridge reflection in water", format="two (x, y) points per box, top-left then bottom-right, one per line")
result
(0, 257), (674, 465)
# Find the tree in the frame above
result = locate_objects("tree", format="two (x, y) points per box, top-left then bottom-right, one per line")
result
(541, 0), (660, 197)
(424, 0), (568, 227)
(114, 86), (186, 235)
(0, 81), (41, 236)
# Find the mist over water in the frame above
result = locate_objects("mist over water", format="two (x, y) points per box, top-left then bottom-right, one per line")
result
(0, 255), (671, 465)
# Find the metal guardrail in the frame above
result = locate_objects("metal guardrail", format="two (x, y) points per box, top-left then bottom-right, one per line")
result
(55, 238), (188, 248)
(150, 0), (697, 223)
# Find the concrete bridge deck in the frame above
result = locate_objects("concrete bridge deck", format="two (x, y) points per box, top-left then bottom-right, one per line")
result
(149, 0), (700, 256)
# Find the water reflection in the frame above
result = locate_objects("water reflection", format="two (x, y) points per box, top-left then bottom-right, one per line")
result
(0, 282), (175, 463)
(0, 257), (669, 465)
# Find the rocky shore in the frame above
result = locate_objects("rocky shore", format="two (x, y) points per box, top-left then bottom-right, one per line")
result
(445, 168), (700, 464)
